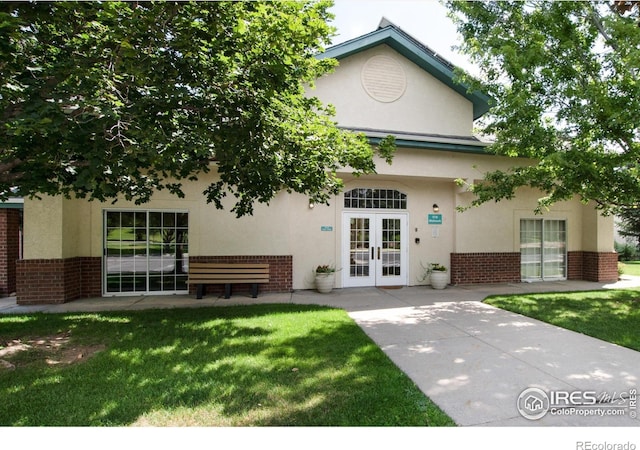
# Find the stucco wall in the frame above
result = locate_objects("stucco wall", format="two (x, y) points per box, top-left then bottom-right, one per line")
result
(23, 195), (63, 260)
(454, 187), (614, 254)
(312, 45), (474, 136)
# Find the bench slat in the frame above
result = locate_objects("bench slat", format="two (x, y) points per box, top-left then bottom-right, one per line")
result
(189, 269), (269, 275)
(191, 272), (269, 278)
(187, 278), (268, 284)
(188, 275), (270, 281)
(189, 263), (269, 269)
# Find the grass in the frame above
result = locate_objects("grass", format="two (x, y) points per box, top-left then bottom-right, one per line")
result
(0, 304), (454, 426)
(619, 260), (640, 277)
(484, 289), (640, 351)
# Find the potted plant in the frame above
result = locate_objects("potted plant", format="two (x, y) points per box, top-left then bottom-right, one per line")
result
(315, 265), (336, 293)
(419, 262), (448, 290)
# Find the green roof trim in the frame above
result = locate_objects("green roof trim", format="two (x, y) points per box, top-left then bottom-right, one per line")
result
(0, 202), (23, 209)
(320, 24), (492, 120)
(367, 136), (489, 155)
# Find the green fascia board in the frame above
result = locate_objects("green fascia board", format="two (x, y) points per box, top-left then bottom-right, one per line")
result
(320, 27), (492, 119)
(367, 136), (490, 155)
(0, 202), (23, 209)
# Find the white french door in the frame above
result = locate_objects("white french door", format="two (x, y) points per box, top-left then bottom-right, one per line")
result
(342, 213), (408, 287)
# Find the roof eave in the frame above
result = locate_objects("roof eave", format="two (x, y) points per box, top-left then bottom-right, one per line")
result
(367, 135), (490, 155)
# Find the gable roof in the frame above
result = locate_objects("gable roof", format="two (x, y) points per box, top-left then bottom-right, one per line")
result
(320, 18), (491, 120)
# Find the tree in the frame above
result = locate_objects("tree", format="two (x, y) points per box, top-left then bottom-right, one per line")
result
(1, 1), (393, 216)
(616, 207), (640, 247)
(446, 1), (640, 214)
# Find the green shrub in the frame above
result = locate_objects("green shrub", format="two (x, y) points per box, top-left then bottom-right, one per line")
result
(614, 241), (638, 261)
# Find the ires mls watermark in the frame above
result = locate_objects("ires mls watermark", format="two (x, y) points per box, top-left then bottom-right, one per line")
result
(517, 387), (637, 421)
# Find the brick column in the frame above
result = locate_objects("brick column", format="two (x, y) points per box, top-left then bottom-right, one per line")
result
(581, 251), (618, 282)
(16, 257), (102, 305)
(0, 209), (21, 297)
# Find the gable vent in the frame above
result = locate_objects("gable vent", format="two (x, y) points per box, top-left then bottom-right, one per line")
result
(361, 55), (407, 103)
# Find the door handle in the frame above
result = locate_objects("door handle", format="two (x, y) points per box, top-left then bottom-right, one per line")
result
(377, 247), (381, 260)
(371, 247), (374, 260)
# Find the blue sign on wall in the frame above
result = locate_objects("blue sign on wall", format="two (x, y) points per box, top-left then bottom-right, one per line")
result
(427, 214), (442, 225)
(321, 226), (333, 232)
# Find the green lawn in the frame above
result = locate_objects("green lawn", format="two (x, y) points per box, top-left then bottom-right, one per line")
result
(485, 289), (640, 351)
(0, 304), (454, 426)
(619, 260), (640, 277)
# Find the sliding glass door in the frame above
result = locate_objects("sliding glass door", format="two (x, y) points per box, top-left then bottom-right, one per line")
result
(104, 210), (189, 295)
(520, 219), (566, 281)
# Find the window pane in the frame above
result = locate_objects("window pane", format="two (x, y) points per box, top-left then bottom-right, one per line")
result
(520, 219), (542, 280)
(121, 212), (134, 227)
(349, 218), (370, 277)
(149, 212), (162, 227)
(163, 212), (175, 227)
(381, 218), (402, 277)
(177, 213), (188, 228)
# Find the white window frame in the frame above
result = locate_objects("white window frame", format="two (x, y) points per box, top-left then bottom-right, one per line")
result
(103, 209), (189, 296)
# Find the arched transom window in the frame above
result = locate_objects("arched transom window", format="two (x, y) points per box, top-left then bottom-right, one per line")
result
(344, 188), (407, 210)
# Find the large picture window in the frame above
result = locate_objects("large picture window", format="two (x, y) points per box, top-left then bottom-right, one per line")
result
(520, 219), (566, 281)
(104, 210), (189, 295)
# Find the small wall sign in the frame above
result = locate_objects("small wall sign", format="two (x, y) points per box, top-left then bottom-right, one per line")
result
(321, 226), (333, 232)
(427, 214), (443, 225)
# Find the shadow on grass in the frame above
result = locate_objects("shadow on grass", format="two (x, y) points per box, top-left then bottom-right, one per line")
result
(485, 289), (640, 351)
(0, 304), (453, 426)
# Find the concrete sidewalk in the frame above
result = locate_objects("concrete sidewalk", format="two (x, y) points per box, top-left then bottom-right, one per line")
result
(1, 278), (639, 426)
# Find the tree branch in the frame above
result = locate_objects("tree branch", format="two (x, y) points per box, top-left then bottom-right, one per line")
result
(0, 158), (23, 174)
(0, 158), (25, 183)
(591, 2), (619, 51)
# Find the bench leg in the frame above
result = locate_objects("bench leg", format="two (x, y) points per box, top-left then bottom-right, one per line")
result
(251, 283), (258, 298)
(224, 283), (232, 299)
(196, 284), (204, 300)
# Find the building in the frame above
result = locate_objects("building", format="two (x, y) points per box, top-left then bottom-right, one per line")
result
(15, 20), (617, 304)
(0, 198), (22, 298)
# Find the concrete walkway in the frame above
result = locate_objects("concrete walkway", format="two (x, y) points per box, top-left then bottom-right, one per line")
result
(1, 278), (639, 427)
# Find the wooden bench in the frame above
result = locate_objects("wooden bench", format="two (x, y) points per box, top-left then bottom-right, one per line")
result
(187, 263), (270, 299)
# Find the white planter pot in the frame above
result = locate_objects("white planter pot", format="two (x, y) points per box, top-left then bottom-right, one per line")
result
(315, 273), (335, 293)
(430, 271), (448, 290)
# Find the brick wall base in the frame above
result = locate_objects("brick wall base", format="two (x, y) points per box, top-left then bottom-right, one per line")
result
(568, 251), (618, 282)
(450, 252), (521, 284)
(16, 257), (101, 305)
(0, 209), (21, 297)
(16, 255), (292, 305)
(188, 255), (293, 297)
(451, 251), (618, 285)
(15, 251), (615, 304)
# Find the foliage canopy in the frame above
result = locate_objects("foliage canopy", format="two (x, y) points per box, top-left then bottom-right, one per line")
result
(0, 1), (393, 216)
(447, 1), (640, 213)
